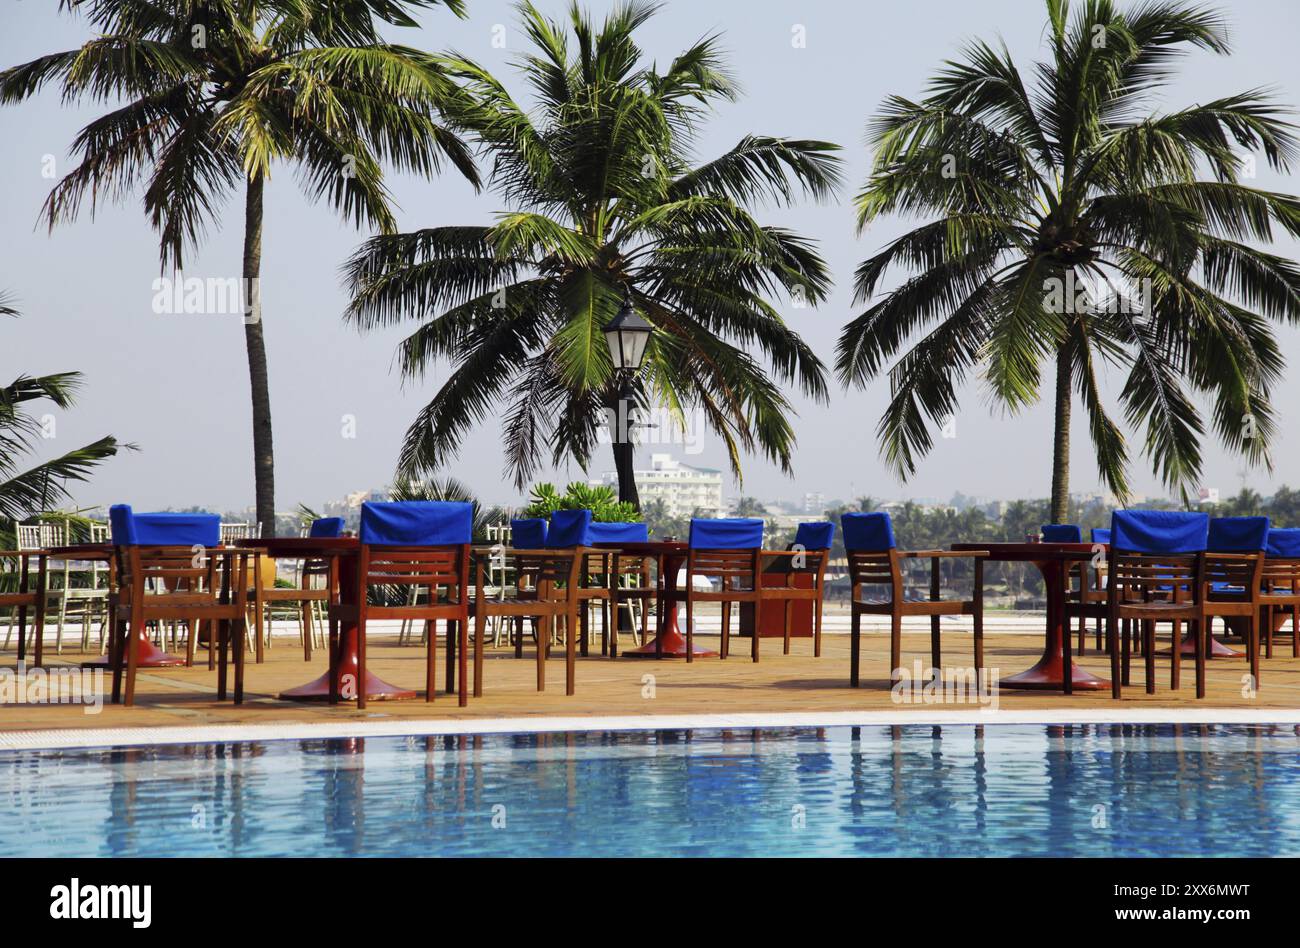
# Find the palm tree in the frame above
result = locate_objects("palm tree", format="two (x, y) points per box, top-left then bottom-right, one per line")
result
(343, 0), (840, 502)
(731, 496), (766, 518)
(0, 0), (480, 535)
(836, 0), (1300, 522)
(2, 291), (126, 523)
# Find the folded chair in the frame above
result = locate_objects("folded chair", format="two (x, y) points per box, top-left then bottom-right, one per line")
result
(842, 512), (985, 687)
(330, 501), (472, 708)
(473, 530), (584, 696)
(678, 518), (763, 662)
(108, 505), (250, 707)
(1261, 528), (1300, 659)
(0, 550), (46, 664)
(751, 521), (834, 657)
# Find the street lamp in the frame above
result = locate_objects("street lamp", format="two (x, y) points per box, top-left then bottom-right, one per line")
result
(602, 287), (652, 509)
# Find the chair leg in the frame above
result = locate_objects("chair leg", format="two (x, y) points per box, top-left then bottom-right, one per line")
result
(1144, 620), (1156, 695)
(1292, 604), (1299, 658)
(929, 614), (940, 682)
(356, 613), (367, 711)
(233, 616), (246, 705)
(566, 608), (576, 696)
(1265, 607), (1274, 659)
(1108, 615), (1121, 699)
(579, 604), (589, 659)
(719, 601), (730, 659)
(890, 611), (902, 686)
(1194, 619), (1207, 700)
(1076, 614), (1085, 656)
(474, 609), (486, 699)
(445, 620), (457, 695)
(536, 613), (548, 692)
(1062, 608), (1073, 697)
(685, 595), (694, 663)
(426, 618), (438, 703)
(849, 609), (861, 687)
(973, 605), (983, 677)
(751, 597), (762, 663)
(814, 594), (823, 658)
(1171, 617), (1181, 692)
(1249, 609), (1261, 690)
(1121, 618), (1131, 686)
(782, 599), (792, 655)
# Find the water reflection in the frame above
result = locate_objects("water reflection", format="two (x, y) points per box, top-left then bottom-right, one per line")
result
(2, 724), (1298, 857)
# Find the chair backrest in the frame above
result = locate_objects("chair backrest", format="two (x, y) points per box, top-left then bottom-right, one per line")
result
(1266, 528), (1300, 559)
(110, 505), (221, 547)
(793, 521), (835, 550)
(546, 509), (594, 548)
(16, 521), (67, 551)
(1109, 510), (1208, 554)
(1091, 527), (1111, 545)
(688, 518), (762, 550)
(1207, 516), (1269, 552)
(510, 518), (548, 549)
(513, 549), (584, 600)
(1041, 523), (1082, 543)
(588, 521), (650, 544)
(359, 501), (472, 546)
(309, 517), (344, 538)
(841, 512), (899, 587)
(220, 521), (259, 542)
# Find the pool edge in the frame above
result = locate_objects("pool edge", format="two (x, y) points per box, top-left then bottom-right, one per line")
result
(4, 707), (1300, 751)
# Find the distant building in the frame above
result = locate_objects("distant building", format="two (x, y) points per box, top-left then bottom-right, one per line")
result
(598, 453), (724, 518)
(1198, 486), (1220, 505)
(802, 491), (825, 514)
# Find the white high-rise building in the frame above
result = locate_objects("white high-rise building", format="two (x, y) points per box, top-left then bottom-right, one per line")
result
(598, 453), (724, 518)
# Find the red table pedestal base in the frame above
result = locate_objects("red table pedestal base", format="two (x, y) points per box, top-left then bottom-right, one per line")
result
(999, 650), (1111, 691)
(623, 624), (718, 658)
(1157, 633), (1242, 658)
(279, 629), (416, 702)
(82, 631), (186, 669)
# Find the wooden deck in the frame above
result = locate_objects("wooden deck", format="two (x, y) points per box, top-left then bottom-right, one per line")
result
(3, 624), (1297, 736)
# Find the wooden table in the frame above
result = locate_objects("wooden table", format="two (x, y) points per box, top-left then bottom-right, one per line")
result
(605, 541), (719, 658)
(234, 537), (418, 702)
(46, 544), (190, 669)
(951, 541), (1110, 691)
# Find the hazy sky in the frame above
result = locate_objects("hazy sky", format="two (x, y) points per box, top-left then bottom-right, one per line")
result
(4, 0), (1300, 513)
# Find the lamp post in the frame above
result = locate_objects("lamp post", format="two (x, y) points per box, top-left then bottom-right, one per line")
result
(602, 286), (652, 510)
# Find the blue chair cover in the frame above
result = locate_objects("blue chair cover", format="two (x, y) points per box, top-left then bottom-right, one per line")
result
(359, 501), (472, 546)
(547, 509), (594, 547)
(1041, 524), (1082, 543)
(794, 521), (835, 550)
(1208, 516), (1269, 552)
(841, 512), (897, 552)
(109, 504), (220, 546)
(689, 518), (763, 549)
(309, 517), (344, 538)
(1266, 528), (1300, 559)
(588, 521), (650, 544)
(1091, 527), (1111, 544)
(510, 518), (548, 549)
(1110, 510), (1208, 554)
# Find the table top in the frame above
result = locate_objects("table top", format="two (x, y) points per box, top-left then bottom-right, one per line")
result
(951, 541), (1103, 560)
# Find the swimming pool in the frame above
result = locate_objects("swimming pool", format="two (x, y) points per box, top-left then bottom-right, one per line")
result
(2, 724), (1298, 857)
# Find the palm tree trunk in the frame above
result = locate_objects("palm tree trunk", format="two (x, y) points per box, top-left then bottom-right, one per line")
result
(1049, 341), (1071, 524)
(242, 173), (275, 537)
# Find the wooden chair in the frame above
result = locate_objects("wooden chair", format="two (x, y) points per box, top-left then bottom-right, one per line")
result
(751, 521), (834, 657)
(1261, 528), (1300, 660)
(657, 518), (764, 663)
(841, 512), (985, 687)
(548, 511), (612, 659)
(472, 547), (583, 695)
(608, 548), (655, 657)
(0, 550), (46, 664)
(586, 520), (651, 657)
(255, 517), (342, 661)
(107, 506), (250, 707)
(329, 502), (472, 708)
(1105, 510), (1221, 699)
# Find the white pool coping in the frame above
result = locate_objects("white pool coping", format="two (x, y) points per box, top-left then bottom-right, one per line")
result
(3, 707), (1300, 751)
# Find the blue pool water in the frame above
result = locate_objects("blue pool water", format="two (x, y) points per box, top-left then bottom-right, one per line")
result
(2, 724), (1299, 857)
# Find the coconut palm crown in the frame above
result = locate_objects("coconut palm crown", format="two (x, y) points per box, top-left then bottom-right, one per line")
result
(344, 0), (841, 493)
(836, 0), (1300, 519)
(0, 0), (480, 534)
